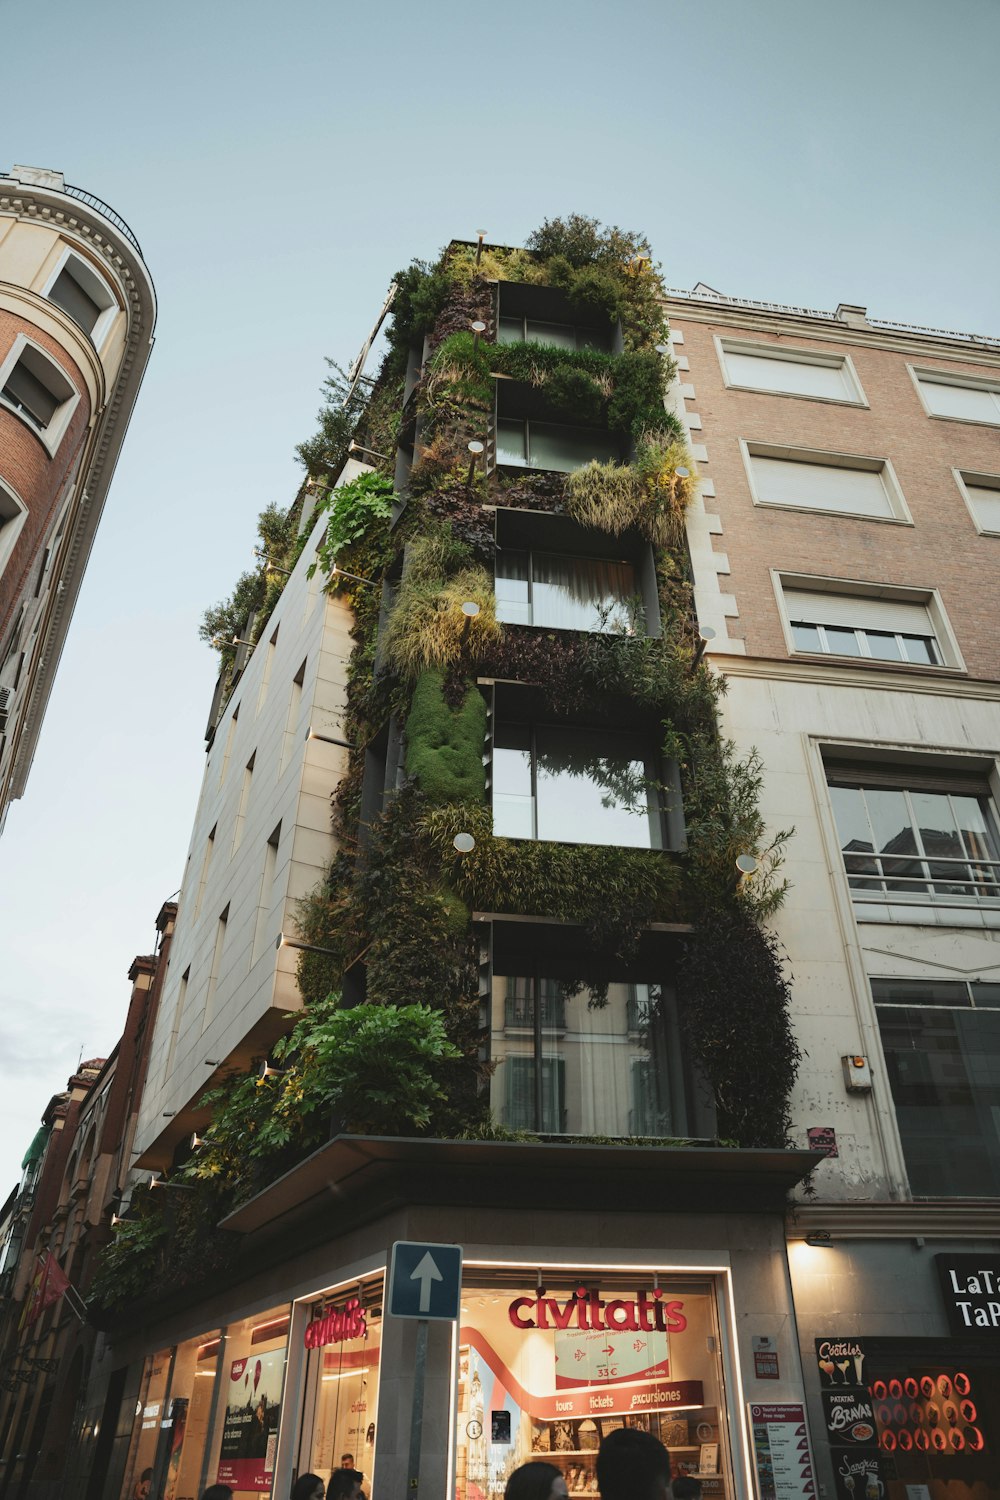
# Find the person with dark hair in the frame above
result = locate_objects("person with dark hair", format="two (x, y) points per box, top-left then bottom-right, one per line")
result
(596, 1428), (671, 1500)
(200, 1486), (234, 1500)
(670, 1479), (702, 1500)
(327, 1468), (364, 1500)
(505, 1462), (567, 1500)
(291, 1476), (326, 1500)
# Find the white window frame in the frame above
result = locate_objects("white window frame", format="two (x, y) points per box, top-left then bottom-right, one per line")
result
(772, 571), (964, 672)
(953, 468), (1000, 538)
(0, 479), (29, 580)
(41, 246), (119, 348)
(714, 336), (867, 406)
(740, 439), (912, 524)
(0, 334), (80, 458)
(908, 364), (1000, 427)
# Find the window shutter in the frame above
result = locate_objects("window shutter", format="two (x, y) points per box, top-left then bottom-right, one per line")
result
(784, 588), (933, 634)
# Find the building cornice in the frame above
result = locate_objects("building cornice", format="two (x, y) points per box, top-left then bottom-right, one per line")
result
(713, 654), (1000, 703)
(665, 293), (1000, 368)
(788, 1200), (1000, 1240)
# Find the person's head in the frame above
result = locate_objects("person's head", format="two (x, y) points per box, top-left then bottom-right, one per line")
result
(596, 1429), (671, 1500)
(340, 1454), (354, 1469)
(670, 1481), (702, 1500)
(200, 1487), (234, 1500)
(505, 1462), (567, 1500)
(327, 1469), (364, 1500)
(291, 1476), (326, 1500)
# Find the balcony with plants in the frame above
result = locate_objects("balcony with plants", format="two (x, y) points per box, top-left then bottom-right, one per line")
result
(90, 217), (807, 1318)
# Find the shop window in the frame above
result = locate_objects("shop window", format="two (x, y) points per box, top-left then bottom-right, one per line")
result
(455, 1270), (734, 1500)
(120, 1348), (175, 1500)
(209, 1308), (290, 1495)
(296, 1276), (383, 1489)
(492, 721), (669, 849)
(872, 977), (1000, 1196)
(827, 772), (1000, 905)
(490, 977), (696, 1138)
(496, 418), (622, 474)
(862, 1343), (996, 1486)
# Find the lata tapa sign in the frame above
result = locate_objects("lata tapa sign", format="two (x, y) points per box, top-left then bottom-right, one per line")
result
(935, 1254), (1000, 1334)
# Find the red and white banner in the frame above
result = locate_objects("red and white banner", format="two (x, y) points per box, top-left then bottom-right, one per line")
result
(19, 1252), (71, 1330)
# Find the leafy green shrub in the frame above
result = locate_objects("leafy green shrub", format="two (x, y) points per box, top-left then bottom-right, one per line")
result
(310, 471), (396, 578)
(405, 671), (487, 803)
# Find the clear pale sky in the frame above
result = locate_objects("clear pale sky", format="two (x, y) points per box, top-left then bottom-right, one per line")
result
(0, 0), (997, 1197)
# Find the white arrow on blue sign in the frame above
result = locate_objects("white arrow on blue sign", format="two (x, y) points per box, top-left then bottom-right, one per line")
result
(388, 1240), (463, 1322)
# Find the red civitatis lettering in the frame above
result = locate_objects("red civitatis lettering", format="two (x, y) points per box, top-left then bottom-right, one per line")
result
(548, 1297), (576, 1330)
(663, 1300), (686, 1331)
(606, 1300), (640, 1331)
(509, 1297), (536, 1329)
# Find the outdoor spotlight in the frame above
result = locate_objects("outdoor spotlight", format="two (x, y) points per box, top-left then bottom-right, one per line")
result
(475, 231), (487, 266)
(258, 1063), (283, 1083)
(466, 439), (485, 489)
(471, 319), (487, 352)
(675, 466), (690, 479)
(735, 853), (759, 877)
(190, 1132), (204, 1150)
(461, 601), (481, 618)
(453, 832), (476, 854)
(805, 1232), (833, 1248)
(348, 438), (391, 463)
(691, 625), (716, 668)
(331, 563), (376, 586)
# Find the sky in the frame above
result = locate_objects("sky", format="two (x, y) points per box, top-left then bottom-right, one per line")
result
(0, 0), (997, 1195)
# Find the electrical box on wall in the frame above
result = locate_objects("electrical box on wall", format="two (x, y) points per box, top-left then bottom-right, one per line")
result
(842, 1054), (873, 1092)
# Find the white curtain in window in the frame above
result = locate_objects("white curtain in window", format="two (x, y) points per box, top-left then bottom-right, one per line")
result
(531, 553), (635, 631)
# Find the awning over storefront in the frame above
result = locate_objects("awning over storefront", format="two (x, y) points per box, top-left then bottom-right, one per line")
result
(221, 1133), (819, 1237)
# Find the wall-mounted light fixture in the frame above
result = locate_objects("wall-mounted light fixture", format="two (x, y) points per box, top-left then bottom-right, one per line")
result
(471, 320), (487, 353)
(148, 1174), (194, 1193)
(258, 1063), (284, 1083)
(190, 1132), (204, 1150)
(466, 439), (485, 490)
(348, 439), (391, 464)
(461, 601), (481, 619)
(276, 934), (340, 958)
(691, 625), (716, 668)
(453, 832), (476, 855)
(331, 562), (377, 587)
(204, 1058), (221, 1067)
(306, 725), (354, 751)
(475, 231), (487, 267)
(735, 854), (759, 889)
(804, 1232), (833, 1248)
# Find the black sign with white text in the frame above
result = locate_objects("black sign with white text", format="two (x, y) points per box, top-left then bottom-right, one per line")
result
(935, 1253), (1000, 1335)
(820, 1389), (878, 1448)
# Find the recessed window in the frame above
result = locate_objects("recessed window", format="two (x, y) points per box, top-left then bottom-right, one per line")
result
(0, 337), (79, 456)
(954, 469), (1000, 535)
(872, 977), (1000, 1196)
(827, 772), (1000, 904)
(0, 481), (28, 578)
(782, 584), (943, 666)
(493, 721), (666, 848)
(912, 367), (1000, 426)
(45, 250), (117, 342)
(491, 976), (697, 1137)
(742, 442), (909, 522)
(496, 418), (621, 473)
(717, 339), (865, 404)
(496, 548), (637, 632)
(498, 315), (612, 353)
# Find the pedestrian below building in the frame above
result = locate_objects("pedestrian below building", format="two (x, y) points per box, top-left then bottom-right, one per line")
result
(340, 1453), (355, 1468)
(505, 1461), (568, 1500)
(133, 1470), (153, 1500)
(291, 1476), (326, 1500)
(596, 1428), (671, 1500)
(327, 1468), (364, 1500)
(200, 1486), (234, 1500)
(670, 1479), (702, 1500)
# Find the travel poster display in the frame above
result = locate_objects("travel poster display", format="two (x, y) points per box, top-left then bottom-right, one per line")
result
(748, 1404), (817, 1500)
(217, 1346), (285, 1491)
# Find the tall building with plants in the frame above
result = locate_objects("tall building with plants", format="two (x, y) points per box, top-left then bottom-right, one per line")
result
(63, 222), (999, 1500)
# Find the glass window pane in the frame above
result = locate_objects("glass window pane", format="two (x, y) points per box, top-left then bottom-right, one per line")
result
(577, 324), (613, 352)
(965, 483), (1000, 532)
(525, 319), (577, 350)
(864, 630), (903, 661)
(529, 422), (620, 473)
(493, 724), (533, 838)
(877, 1006), (1000, 1195)
(3, 363), (59, 428)
(534, 724), (659, 848)
(495, 549), (530, 626)
(531, 552), (635, 632)
(825, 626), (862, 656)
(902, 634), (936, 664)
(496, 418), (527, 467)
(829, 785), (880, 889)
(791, 621), (822, 651)
(497, 317), (523, 344)
(871, 978), (973, 1007)
(972, 982), (1000, 1007)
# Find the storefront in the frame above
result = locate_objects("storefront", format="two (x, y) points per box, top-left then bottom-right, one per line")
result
(791, 1232), (1000, 1500)
(101, 1138), (818, 1500)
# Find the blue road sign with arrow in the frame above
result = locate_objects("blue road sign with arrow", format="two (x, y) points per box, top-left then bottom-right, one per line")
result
(388, 1240), (463, 1321)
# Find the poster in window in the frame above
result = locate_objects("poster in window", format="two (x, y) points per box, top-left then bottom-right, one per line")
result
(216, 1347), (285, 1491)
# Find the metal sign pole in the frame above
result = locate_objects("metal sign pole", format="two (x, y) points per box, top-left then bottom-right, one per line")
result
(407, 1319), (429, 1496)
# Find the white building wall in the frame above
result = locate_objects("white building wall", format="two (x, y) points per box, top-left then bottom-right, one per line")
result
(718, 666), (1000, 1202)
(133, 463), (372, 1165)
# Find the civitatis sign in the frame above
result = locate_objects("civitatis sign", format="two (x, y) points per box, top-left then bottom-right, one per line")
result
(388, 1240), (463, 1322)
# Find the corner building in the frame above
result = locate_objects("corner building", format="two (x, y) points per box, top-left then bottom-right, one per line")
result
(669, 285), (1000, 1499)
(0, 164), (155, 830)
(87, 237), (995, 1500)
